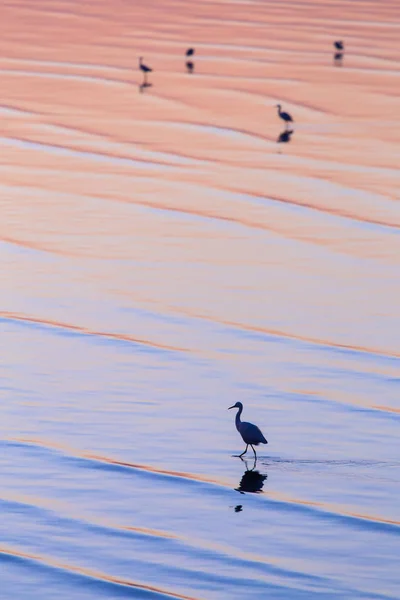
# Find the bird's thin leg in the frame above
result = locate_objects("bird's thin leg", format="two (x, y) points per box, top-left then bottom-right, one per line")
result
(250, 444), (257, 459)
(239, 444), (248, 458)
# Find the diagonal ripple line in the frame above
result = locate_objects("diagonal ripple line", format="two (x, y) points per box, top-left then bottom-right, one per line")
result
(8, 437), (400, 532)
(170, 306), (400, 360)
(11, 437), (225, 487)
(0, 311), (191, 354)
(0, 544), (202, 600)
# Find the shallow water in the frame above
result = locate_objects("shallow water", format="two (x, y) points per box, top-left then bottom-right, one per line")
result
(1, 0), (400, 598)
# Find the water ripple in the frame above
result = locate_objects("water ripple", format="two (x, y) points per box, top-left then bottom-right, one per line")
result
(0, 312), (190, 354)
(0, 545), (201, 600)
(8, 438), (400, 536)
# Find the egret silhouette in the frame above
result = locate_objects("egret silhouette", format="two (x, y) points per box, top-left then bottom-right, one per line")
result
(139, 57), (152, 85)
(186, 48), (195, 57)
(186, 60), (194, 74)
(229, 402), (268, 458)
(334, 41), (344, 51)
(276, 104), (293, 129)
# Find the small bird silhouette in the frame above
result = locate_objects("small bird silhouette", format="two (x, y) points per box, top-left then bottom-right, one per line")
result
(185, 48), (195, 73)
(276, 104), (293, 128)
(139, 57), (152, 84)
(229, 402), (268, 458)
(334, 40), (344, 51)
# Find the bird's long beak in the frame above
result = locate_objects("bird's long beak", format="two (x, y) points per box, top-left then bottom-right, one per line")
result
(228, 405), (235, 410)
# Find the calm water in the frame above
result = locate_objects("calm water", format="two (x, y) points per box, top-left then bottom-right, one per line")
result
(1, 1), (400, 598)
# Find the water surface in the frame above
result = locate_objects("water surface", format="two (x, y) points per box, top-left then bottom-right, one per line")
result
(1, 0), (400, 598)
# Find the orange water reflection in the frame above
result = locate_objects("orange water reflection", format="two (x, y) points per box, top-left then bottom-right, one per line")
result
(1, 1), (399, 385)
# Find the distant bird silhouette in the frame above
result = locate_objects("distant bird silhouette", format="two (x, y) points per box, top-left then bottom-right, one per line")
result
(276, 104), (293, 129)
(185, 48), (195, 73)
(229, 402), (268, 458)
(277, 128), (294, 144)
(333, 41), (344, 67)
(139, 57), (152, 84)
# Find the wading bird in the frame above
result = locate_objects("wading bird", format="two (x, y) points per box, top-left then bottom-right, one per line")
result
(139, 57), (152, 85)
(185, 48), (195, 73)
(276, 104), (293, 128)
(333, 41), (344, 66)
(229, 402), (268, 458)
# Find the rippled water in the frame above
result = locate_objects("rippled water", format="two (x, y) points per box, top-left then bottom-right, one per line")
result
(1, 0), (400, 598)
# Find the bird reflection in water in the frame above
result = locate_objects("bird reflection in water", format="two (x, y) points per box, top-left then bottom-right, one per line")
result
(277, 128), (294, 144)
(139, 82), (153, 93)
(277, 128), (294, 154)
(334, 52), (344, 66)
(186, 60), (194, 74)
(235, 457), (268, 494)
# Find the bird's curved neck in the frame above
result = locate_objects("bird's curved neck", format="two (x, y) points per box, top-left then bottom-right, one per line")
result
(235, 405), (243, 429)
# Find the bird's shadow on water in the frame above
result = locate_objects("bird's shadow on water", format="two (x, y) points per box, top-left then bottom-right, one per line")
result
(235, 457), (268, 495)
